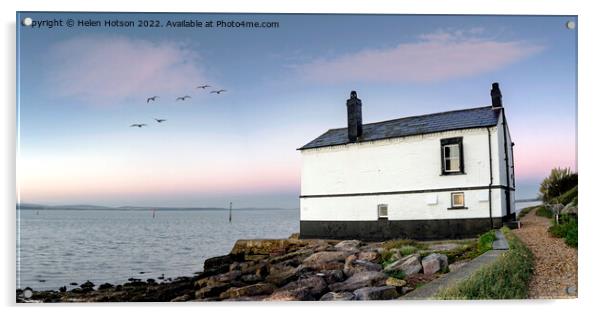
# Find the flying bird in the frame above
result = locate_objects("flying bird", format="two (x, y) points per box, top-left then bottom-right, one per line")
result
(210, 89), (226, 94)
(154, 118), (167, 123)
(130, 124), (147, 128)
(176, 96), (191, 101)
(197, 84), (211, 89)
(146, 96), (159, 103)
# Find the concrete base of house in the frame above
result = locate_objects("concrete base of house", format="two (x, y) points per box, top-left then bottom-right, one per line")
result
(299, 217), (503, 241)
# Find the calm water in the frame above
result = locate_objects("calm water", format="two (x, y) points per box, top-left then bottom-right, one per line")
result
(17, 209), (299, 291)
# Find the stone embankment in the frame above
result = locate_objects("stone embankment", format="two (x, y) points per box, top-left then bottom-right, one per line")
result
(18, 235), (454, 302)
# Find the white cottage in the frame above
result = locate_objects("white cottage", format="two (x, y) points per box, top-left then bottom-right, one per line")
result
(298, 83), (516, 240)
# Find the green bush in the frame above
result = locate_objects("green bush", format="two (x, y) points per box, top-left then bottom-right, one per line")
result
(565, 224), (578, 248)
(535, 206), (553, 218)
(436, 227), (534, 299)
(477, 230), (496, 253)
(552, 185), (578, 206)
(399, 245), (417, 256)
(548, 215), (578, 248)
(539, 168), (577, 202)
(385, 270), (405, 280)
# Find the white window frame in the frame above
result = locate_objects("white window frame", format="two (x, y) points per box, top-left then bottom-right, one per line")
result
(377, 204), (388, 219)
(443, 144), (461, 172)
(451, 192), (465, 209)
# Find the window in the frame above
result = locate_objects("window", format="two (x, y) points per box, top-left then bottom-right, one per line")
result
(440, 137), (464, 174)
(450, 192), (466, 209)
(377, 204), (388, 219)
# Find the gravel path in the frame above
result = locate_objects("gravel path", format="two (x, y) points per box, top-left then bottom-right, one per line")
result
(513, 209), (578, 298)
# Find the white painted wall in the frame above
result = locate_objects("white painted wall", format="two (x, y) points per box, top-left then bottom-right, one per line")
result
(300, 126), (509, 221)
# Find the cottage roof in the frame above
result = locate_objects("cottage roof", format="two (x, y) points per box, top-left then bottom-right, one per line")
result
(299, 106), (501, 150)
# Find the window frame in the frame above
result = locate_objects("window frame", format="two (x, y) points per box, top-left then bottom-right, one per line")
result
(440, 137), (465, 175)
(377, 204), (388, 219)
(449, 192), (467, 210)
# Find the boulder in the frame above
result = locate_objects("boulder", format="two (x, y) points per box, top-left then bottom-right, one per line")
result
(357, 250), (381, 263)
(241, 273), (263, 283)
(334, 240), (361, 252)
(353, 286), (399, 300)
(218, 283), (276, 299)
(561, 204), (578, 215)
(203, 255), (235, 275)
(319, 291), (355, 301)
(263, 287), (314, 301)
(281, 276), (328, 298)
(421, 253), (448, 275)
(195, 282), (230, 299)
(196, 270), (241, 290)
(302, 251), (349, 271)
(401, 286), (414, 295)
(384, 253), (422, 276)
(265, 264), (298, 286)
(343, 256), (382, 277)
(315, 270), (346, 284)
(329, 271), (387, 292)
(385, 277), (406, 287)
(230, 239), (308, 257)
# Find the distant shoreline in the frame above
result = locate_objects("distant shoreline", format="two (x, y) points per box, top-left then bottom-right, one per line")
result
(16, 204), (299, 211)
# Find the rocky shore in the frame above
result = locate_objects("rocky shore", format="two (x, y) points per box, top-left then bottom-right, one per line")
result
(17, 234), (459, 302)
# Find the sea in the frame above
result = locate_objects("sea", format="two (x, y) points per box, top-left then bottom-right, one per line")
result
(17, 209), (299, 291)
(17, 201), (541, 291)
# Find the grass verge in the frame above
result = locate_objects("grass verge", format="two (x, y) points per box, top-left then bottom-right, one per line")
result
(535, 206), (553, 218)
(548, 214), (578, 248)
(436, 227), (534, 299)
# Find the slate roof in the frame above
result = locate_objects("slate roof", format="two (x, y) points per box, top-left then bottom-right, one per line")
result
(299, 106), (501, 150)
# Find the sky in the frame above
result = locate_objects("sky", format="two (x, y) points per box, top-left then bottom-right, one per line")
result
(16, 13), (577, 208)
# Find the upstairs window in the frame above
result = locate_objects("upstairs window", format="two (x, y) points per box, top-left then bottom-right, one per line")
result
(441, 137), (464, 175)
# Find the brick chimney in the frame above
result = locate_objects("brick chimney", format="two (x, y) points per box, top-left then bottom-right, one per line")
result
(346, 91), (363, 142)
(491, 82), (503, 108)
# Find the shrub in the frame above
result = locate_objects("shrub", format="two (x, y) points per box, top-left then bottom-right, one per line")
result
(553, 185), (578, 205)
(477, 230), (496, 253)
(539, 168), (577, 202)
(535, 206), (553, 218)
(548, 215), (578, 248)
(399, 245), (417, 256)
(385, 270), (405, 280)
(436, 227), (534, 299)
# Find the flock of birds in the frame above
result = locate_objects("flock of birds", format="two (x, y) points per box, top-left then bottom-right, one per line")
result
(129, 84), (227, 128)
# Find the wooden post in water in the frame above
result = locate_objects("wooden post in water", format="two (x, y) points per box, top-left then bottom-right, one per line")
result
(229, 202), (232, 223)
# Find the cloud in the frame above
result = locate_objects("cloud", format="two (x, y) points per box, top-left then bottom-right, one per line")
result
(296, 29), (544, 84)
(46, 36), (207, 105)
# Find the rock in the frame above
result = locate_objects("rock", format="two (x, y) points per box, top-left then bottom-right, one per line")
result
(196, 270), (241, 290)
(319, 291), (355, 301)
(385, 277), (406, 287)
(315, 270), (346, 284)
(195, 282), (231, 299)
(170, 294), (191, 302)
(268, 249), (313, 265)
(357, 250), (381, 263)
(263, 287), (314, 301)
(302, 251), (349, 271)
(334, 240), (361, 252)
(389, 248), (402, 261)
(421, 253), (448, 275)
(561, 204), (578, 215)
(203, 254), (235, 275)
(98, 283), (114, 290)
(265, 264), (298, 286)
(353, 286), (399, 300)
(230, 239), (307, 257)
(241, 273), (263, 283)
(329, 271), (387, 292)
(80, 280), (95, 289)
(343, 256), (382, 277)
(69, 282), (78, 286)
(219, 283), (276, 299)
(401, 286), (414, 294)
(384, 253), (422, 276)
(280, 276), (327, 298)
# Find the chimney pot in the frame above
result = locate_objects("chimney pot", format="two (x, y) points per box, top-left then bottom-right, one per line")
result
(346, 91), (363, 142)
(491, 82), (503, 108)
